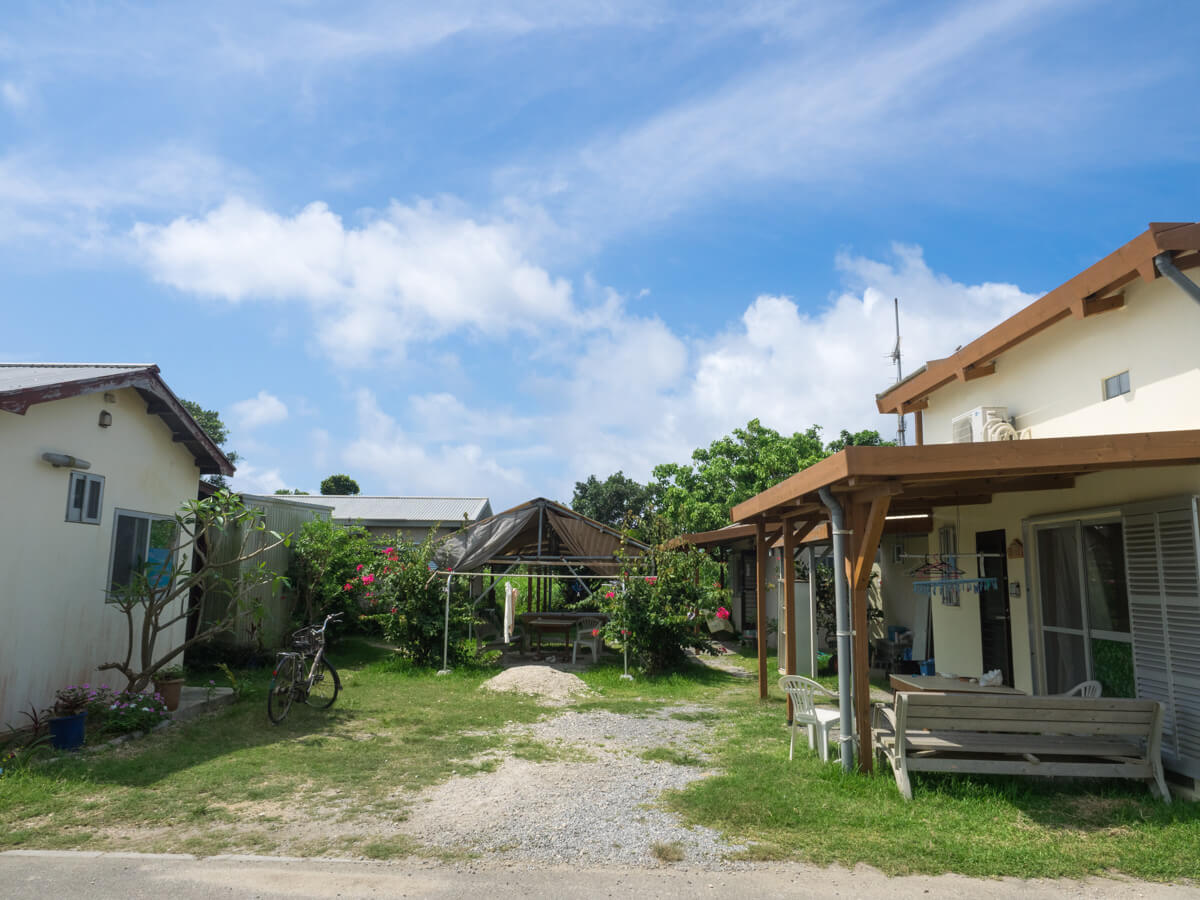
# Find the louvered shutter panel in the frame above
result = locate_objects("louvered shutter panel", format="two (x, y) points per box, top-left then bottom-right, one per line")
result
(1123, 502), (1200, 777)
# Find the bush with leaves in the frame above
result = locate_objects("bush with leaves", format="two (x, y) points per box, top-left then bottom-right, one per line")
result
(358, 535), (472, 667)
(290, 518), (379, 625)
(101, 690), (171, 735)
(595, 543), (720, 674)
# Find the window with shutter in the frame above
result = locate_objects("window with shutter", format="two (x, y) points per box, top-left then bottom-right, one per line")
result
(1122, 500), (1200, 778)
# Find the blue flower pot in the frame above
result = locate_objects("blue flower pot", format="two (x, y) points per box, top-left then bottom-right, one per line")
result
(49, 711), (87, 751)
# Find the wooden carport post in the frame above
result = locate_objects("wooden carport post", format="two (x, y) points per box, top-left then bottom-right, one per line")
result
(844, 492), (893, 773)
(781, 516), (798, 719)
(755, 520), (769, 699)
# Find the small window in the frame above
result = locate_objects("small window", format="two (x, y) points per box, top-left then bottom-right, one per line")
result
(66, 472), (104, 524)
(109, 510), (178, 594)
(1103, 370), (1130, 400)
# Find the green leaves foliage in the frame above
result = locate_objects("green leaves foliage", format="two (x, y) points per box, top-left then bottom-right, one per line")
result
(290, 518), (378, 625)
(320, 473), (361, 495)
(570, 471), (653, 534)
(595, 542), (726, 675)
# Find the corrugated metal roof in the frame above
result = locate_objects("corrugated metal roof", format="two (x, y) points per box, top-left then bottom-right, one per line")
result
(245, 495), (492, 525)
(0, 363), (155, 393)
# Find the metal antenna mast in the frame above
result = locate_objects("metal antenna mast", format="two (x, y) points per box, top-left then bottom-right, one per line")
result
(890, 297), (906, 446)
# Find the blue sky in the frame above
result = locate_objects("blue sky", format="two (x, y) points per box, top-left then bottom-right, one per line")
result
(3, 1), (1199, 510)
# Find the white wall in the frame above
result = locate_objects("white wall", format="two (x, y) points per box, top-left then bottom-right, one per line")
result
(922, 275), (1200, 444)
(0, 388), (201, 728)
(917, 463), (1200, 694)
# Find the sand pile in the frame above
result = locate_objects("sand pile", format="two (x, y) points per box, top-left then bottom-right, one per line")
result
(480, 665), (590, 703)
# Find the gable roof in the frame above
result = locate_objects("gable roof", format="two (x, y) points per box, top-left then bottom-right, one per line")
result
(438, 496), (649, 574)
(876, 222), (1200, 416)
(253, 494), (493, 526)
(0, 363), (234, 476)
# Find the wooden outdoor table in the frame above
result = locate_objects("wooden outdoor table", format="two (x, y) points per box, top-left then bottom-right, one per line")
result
(888, 674), (1024, 695)
(525, 618), (574, 652)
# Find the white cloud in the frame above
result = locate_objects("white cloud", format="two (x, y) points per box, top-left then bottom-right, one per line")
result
(231, 390), (289, 429)
(228, 460), (288, 495)
(342, 389), (528, 498)
(686, 244), (1037, 442)
(0, 146), (254, 246)
(132, 197), (575, 365)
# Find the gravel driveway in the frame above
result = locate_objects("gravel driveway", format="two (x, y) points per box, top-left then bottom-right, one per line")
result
(397, 705), (743, 867)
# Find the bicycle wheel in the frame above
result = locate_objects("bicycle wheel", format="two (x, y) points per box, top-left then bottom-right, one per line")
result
(267, 656), (297, 724)
(304, 658), (340, 709)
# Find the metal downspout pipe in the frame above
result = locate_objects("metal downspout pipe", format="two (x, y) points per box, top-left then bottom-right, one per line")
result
(1155, 252), (1200, 306)
(818, 485), (854, 772)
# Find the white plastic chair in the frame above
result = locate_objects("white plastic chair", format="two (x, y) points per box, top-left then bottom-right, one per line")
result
(1058, 680), (1102, 698)
(572, 617), (603, 664)
(778, 675), (841, 762)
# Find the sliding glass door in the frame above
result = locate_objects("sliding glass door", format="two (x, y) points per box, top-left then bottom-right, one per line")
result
(1035, 519), (1133, 696)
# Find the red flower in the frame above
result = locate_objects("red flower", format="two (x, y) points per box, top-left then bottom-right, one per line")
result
(604, 591), (615, 599)
(591, 628), (599, 637)
(390, 606), (398, 614)
(716, 606), (730, 620)
(356, 564), (364, 572)
(621, 629), (629, 636)
(645, 576), (657, 583)
(343, 583), (353, 591)
(362, 573), (375, 585)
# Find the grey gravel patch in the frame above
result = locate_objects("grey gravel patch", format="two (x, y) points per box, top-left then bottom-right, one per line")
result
(396, 705), (744, 868)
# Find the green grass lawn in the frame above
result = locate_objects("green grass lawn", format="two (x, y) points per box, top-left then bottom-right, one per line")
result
(2, 640), (1199, 880)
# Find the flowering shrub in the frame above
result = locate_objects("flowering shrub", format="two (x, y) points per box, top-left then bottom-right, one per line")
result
(596, 543), (719, 674)
(358, 534), (472, 667)
(102, 690), (170, 735)
(290, 518), (379, 626)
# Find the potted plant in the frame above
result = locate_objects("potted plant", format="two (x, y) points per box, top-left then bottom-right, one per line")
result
(48, 685), (90, 751)
(152, 664), (186, 712)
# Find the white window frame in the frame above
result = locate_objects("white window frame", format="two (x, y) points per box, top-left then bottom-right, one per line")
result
(66, 471), (104, 525)
(107, 507), (178, 599)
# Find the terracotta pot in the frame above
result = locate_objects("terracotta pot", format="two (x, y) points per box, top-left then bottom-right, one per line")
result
(153, 678), (185, 712)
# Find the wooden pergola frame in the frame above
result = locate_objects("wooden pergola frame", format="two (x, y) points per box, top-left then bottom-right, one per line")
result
(729, 429), (1200, 772)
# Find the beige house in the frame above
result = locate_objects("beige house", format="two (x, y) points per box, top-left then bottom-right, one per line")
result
(733, 221), (1200, 785)
(0, 363), (232, 730)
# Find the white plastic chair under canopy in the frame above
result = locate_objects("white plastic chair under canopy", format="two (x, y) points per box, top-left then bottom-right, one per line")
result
(778, 675), (841, 762)
(1057, 680), (1102, 698)
(572, 617), (603, 665)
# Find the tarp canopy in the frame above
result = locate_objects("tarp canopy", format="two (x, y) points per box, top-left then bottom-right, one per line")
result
(438, 497), (649, 575)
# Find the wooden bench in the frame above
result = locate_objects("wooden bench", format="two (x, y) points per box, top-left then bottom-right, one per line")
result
(872, 691), (1170, 802)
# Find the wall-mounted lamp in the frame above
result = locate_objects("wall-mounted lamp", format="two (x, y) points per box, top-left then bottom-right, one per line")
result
(98, 410), (113, 428)
(42, 452), (91, 469)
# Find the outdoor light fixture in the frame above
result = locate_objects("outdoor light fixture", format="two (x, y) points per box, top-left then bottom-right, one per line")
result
(98, 410), (113, 428)
(42, 452), (91, 469)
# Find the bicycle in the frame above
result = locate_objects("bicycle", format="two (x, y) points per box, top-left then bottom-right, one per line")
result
(267, 612), (343, 724)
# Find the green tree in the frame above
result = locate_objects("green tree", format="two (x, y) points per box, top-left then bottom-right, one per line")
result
(825, 428), (892, 453)
(650, 419), (827, 536)
(570, 471), (652, 531)
(320, 474), (361, 495)
(274, 488), (310, 495)
(181, 399), (240, 489)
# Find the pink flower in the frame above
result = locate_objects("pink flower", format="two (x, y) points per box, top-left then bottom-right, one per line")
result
(605, 591), (615, 599)
(716, 606), (730, 620)
(390, 606), (398, 614)
(343, 583), (353, 591)
(383, 546), (394, 554)
(356, 563), (364, 572)
(621, 629), (629, 636)
(591, 628), (599, 637)
(362, 573), (375, 585)
(644, 576), (657, 583)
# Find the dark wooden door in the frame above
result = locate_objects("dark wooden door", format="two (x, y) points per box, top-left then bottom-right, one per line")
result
(741, 554), (757, 628)
(976, 529), (1013, 685)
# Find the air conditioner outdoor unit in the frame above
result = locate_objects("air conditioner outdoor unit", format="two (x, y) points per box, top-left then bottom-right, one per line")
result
(951, 406), (1010, 443)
